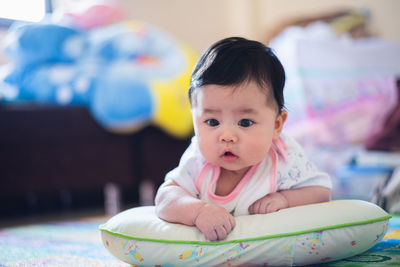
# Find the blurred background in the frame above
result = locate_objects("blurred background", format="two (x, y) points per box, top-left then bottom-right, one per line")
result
(0, 0), (399, 223)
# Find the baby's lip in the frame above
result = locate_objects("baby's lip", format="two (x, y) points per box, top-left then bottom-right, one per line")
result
(221, 150), (238, 162)
(221, 148), (234, 155)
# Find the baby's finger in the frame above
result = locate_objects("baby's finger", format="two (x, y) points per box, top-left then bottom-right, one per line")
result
(248, 204), (254, 214)
(223, 218), (234, 234)
(214, 225), (227, 240)
(266, 202), (279, 213)
(205, 228), (218, 241)
(229, 215), (236, 230)
(249, 201), (260, 214)
(258, 200), (271, 214)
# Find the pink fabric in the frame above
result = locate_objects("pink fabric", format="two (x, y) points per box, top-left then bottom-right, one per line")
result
(269, 137), (288, 193)
(206, 163), (260, 204)
(65, 4), (125, 30)
(195, 163), (213, 193)
(194, 136), (288, 204)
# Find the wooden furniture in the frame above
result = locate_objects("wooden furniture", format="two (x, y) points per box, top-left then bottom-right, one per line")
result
(0, 103), (191, 217)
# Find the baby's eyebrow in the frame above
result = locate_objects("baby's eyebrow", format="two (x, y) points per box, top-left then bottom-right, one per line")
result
(201, 107), (258, 114)
(238, 108), (258, 114)
(203, 108), (221, 114)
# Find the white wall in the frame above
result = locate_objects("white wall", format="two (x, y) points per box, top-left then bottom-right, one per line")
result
(116, 0), (400, 53)
(117, 0), (238, 53)
(257, 0), (400, 44)
(2, 0), (399, 57)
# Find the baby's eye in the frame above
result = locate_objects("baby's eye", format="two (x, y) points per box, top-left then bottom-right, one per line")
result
(238, 119), (254, 127)
(205, 119), (220, 127)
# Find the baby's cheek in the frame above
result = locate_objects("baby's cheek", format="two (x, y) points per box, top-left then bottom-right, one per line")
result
(247, 141), (271, 162)
(198, 139), (216, 160)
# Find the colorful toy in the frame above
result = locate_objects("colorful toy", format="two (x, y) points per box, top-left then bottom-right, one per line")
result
(152, 44), (197, 138)
(1, 17), (197, 139)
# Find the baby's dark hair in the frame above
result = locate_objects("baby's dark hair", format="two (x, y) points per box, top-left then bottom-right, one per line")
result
(189, 37), (285, 113)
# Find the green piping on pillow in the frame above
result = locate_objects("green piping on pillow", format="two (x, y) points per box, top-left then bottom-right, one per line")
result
(99, 214), (391, 245)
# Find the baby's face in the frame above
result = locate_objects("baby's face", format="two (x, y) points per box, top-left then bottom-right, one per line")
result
(191, 81), (287, 174)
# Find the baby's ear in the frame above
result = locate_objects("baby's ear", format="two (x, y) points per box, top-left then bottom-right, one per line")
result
(273, 110), (287, 139)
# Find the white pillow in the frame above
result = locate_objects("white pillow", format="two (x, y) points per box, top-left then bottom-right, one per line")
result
(100, 200), (390, 266)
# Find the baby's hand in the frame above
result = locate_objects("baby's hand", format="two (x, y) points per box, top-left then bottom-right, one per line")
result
(194, 204), (236, 241)
(248, 192), (288, 214)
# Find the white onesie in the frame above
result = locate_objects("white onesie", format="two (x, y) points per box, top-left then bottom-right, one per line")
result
(164, 133), (331, 216)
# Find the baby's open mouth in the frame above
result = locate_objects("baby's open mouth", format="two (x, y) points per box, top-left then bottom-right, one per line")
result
(221, 151), (238, 162)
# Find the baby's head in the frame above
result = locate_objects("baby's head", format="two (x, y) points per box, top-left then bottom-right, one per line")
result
(189, 37), (285, 114)
(188, 37), (288, 173)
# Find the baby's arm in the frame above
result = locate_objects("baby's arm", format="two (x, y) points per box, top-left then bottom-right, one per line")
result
(155, 180), (236, 241)
(249, 186), (331, 214)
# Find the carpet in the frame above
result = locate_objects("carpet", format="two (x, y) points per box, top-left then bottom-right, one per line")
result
(0, 217), (129, 267)
(0, 215), (399, 266)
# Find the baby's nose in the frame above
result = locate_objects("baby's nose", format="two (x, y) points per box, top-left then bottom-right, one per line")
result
(219, 130), (238, 143)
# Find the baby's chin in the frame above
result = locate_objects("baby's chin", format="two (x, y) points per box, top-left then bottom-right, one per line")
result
(217, 158), (264, 173)
(218, 162), (253, 173)
(205, 154), (262, 172)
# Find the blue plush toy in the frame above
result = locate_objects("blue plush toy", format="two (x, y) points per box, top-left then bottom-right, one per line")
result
(5, 23), (86, 65)
(1, 19), (196, 138)
(91, 70), (154, 133)
(3, 22), (87, 102)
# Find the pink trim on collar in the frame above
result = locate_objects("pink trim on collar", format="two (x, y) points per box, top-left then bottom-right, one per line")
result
(269, 136), (288, 193)
(194, 162), (261, 204)
(268, 148), (278, 193)
(195, 163), (212, 193)
(207, 163), (260, 204)
(194, 136), (288, 203)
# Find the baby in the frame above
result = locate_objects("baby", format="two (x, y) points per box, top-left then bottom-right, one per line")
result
(155, 37), (331, 241)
